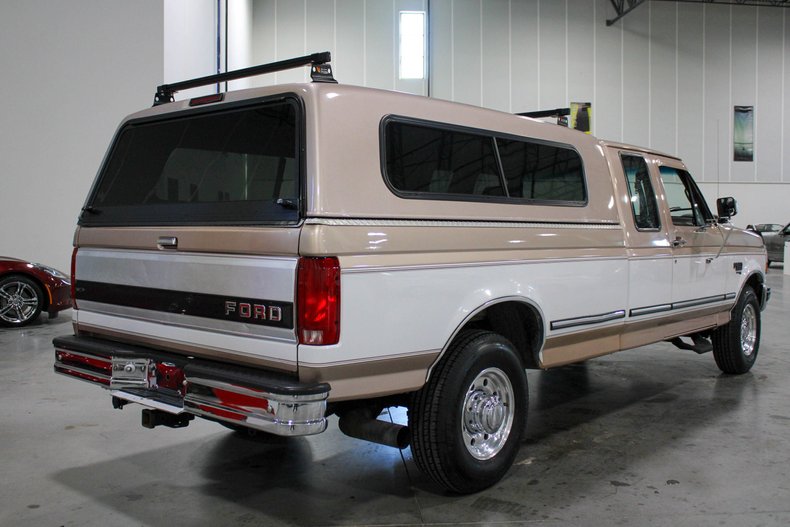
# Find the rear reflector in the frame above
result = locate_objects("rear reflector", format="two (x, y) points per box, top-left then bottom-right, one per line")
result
(297, 257), (340, 345)
(70, 247), (78, 310)
(54, 349), (111, 386)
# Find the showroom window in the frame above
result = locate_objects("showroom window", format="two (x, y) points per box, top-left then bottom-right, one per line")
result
(399, 11), (426, 79)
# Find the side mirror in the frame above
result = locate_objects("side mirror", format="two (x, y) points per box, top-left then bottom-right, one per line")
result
(716, 197), (737, 220)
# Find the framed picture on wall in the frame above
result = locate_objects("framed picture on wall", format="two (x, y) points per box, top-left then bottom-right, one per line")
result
(733, 106), (754, 162)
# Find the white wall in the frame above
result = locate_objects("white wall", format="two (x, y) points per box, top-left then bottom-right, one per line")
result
(0, 1), (164, 272)
(228, 0), (254, 90)
(250, 0), (428, 93)
(164, 0), (217, 99)
(244, 0), (788, 226)
(429, 0), (789, 226)
(2, 1), (786, 275)
(164, 0), (254, 95)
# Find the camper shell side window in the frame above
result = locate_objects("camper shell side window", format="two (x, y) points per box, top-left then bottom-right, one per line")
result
(381, 116), (587, 207)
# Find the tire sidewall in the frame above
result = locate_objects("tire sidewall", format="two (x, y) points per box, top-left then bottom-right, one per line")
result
(436, 334), (527, 491)
(731, 288), (760, 371)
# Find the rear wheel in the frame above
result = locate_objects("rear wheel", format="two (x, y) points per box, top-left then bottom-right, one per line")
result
(712, 287), (760, 374)
(0, 275), (44, 327)
(410, 330), (527, 494)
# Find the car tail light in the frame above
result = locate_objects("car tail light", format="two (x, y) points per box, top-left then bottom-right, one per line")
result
(70, 247), (78, 310)
(297, 257), (340, 345)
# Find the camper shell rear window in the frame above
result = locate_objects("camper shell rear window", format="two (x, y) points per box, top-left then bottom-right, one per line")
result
(382, 116), (587, 206)
(80, 95), (302, 226)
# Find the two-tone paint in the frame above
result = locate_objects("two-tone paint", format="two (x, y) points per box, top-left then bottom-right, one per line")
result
(68, 82), (766, 405)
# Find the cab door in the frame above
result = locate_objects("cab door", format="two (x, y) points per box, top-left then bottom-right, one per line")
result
(656, 165), (728, 307)
(616, 152), (673, 318)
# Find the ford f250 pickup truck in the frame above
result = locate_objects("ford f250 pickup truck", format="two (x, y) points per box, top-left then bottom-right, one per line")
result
(54, 53), (769, 494)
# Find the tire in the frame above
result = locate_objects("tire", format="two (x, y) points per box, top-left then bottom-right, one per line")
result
(0, 275), (44, 328)
(410, 330), (527, 494)
(711, 287), (760, 374)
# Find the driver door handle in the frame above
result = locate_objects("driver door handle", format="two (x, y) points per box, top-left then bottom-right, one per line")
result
(672, 237), (687, 247)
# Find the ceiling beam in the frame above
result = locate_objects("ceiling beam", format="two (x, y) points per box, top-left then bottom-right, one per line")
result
(607, 0), (790, 26)
(607, 0), (650, 26)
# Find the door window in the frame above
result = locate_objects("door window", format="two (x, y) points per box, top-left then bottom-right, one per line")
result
(658, 166), (713, 227)
(621, 154), (660, 230)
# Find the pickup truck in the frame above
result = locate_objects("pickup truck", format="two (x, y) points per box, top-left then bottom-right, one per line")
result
(54, 53), (769, 494)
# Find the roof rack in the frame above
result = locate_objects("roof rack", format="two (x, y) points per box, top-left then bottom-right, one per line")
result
(516, 108), (570, 119)
(153, 51), (336, 106)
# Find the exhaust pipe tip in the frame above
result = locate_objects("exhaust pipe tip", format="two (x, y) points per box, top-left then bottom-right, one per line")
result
(338, 407), (410, 449)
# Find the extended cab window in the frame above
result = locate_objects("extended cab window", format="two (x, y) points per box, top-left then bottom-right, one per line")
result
(659, 166), (713, 227)
(384, 119), (585, 204)
(82, 98), (300, 226)
(621, 154), (660, 230)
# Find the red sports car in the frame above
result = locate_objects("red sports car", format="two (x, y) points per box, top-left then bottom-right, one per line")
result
(0, 257), (72, 327)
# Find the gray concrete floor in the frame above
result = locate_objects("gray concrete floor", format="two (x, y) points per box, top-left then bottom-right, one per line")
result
(1, 268), (788, 527)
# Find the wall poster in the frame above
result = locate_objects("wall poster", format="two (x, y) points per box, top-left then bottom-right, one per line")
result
(733, 106), (754, 162)
(570, 102), (592, 134)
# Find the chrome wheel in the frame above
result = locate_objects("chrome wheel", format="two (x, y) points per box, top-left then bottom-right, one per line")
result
(461, 367), (514, 460)
(740, 303), (757, 357)
(0, 280), (41, 325)
(411, 330), (527, 493)
(712, 287), (761, 375)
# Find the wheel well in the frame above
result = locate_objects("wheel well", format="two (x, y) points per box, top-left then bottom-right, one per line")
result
(462, 300), (544, 369)
(744, 273), (765, 309)
(0, 272), (49, 311)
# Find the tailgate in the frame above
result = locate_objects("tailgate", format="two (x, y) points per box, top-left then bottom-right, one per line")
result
(74, 228), (299, 372)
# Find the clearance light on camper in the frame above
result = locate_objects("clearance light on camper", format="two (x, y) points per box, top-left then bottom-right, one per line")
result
(297, 257), (340, 345)
(189, 93), (225, 106)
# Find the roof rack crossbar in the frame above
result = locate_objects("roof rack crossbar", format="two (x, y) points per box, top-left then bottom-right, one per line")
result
(154, 51), (335, 106)
(517, 108), (571, 119)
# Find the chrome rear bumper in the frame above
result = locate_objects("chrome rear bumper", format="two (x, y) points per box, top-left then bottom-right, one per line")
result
(53, 335), (329, 436)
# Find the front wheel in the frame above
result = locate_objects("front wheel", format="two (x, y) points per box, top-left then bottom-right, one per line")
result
(410, 330), (527, 494)
(0, 275), (44, 328)
(712, 287), (761, 374)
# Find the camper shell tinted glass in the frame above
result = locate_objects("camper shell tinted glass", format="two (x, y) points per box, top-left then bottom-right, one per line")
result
(382, 117), (586, 205)
(80, 96), (302, 226)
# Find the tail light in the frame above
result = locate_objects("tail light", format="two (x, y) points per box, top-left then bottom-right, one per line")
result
(70, 247), (78, 310)
(297, 257), (340, 345)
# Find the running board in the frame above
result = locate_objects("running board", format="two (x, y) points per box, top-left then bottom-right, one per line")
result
(668, 334), (713, 354)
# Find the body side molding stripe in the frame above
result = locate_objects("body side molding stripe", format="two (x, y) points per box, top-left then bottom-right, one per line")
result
(630, 293), (737, 317)
(629, 304), (673, 317)
(550, 310), (626, 331)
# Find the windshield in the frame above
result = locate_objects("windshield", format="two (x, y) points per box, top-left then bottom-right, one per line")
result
(81, 97), (301, 226)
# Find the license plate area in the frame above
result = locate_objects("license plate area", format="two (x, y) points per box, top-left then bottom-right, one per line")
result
(110, 357), (155, 390)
